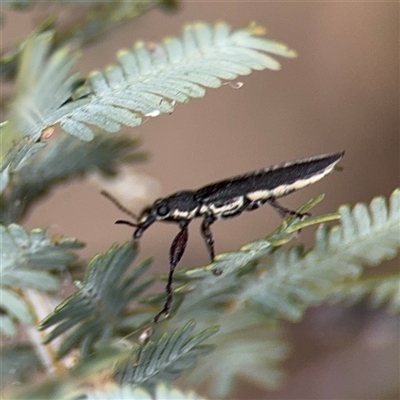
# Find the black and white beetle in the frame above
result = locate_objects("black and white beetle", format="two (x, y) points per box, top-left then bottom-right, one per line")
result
(102, 151), (344, 322)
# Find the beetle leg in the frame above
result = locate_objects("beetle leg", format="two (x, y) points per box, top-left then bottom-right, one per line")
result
(201, 215), (224, 276)
(267, 197), (310, 219)
(154, 220), (189, 323)
(200, 214), (216, 262)
(246, 198), (266, 211)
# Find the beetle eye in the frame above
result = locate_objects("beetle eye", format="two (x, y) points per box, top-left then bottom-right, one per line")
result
(156, 204), (170, 217)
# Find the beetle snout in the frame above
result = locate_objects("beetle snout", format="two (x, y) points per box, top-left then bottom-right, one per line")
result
(133, 214), (156, 240)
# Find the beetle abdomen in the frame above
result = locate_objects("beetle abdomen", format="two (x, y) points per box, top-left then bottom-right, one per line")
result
(194, 152), (344, 206)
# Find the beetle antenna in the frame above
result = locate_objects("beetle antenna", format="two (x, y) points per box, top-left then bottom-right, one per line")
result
(115, 219), (138, 228)
(101, 190), (139, 222)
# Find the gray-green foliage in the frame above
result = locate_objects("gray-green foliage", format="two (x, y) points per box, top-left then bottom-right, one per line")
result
(40, 243), (155, 358)
(0, 224), (83, 335)
(1, 20), (296, 208)
(183, 312), (290, 398)
(1, 21), (301, 397)
(4, 21), (296, 144)
(33, 190), (400, 399)
(65, 21), (296, 140)
(62, 21), (296, 141)
(115, 321), (218, 390)
(0, 1), (178, 80)
(11, 323), (216, 400)
(330, 274), (400, 314)
(1, 344), (41, 386)
(1, 12), (399, 400)
(1, 131), (146, 223)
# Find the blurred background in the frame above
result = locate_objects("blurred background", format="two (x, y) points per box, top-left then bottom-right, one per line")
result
(2, 1), (399, 399)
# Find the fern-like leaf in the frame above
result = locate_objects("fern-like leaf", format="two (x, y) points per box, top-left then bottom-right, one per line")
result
(0, 31), (86, 189)
(329, 273), (400, 314)
(183, 311), (289, 398)
(0, 224), (83, 335)
(116, 320), (218, 390)
(8, 31), (87, 141)
(1, 131), (146, 223)
(58, 22), (296, 139)
(0, 344), (41, 386)
(39, 243), (155, 358)
(242, 189), (400, 321)
(338, 189), (400, 264)
(0, 1), (178, 81)
(2, 21), (295, 191)
(0, 123), (46, 193)
(3, 22), (295, 143)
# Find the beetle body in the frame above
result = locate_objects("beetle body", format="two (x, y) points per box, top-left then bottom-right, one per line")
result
(105, 151), (344, 322)
(134, 151), (344, 235)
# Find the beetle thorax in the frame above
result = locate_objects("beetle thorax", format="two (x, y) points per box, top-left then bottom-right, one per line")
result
(153, 191), (199, 221)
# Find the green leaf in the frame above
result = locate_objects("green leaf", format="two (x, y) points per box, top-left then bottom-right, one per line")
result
(0, 315), (17, 336)
(1, 224), (83, 280)
(0, 224), (83, 335)
(329, 273), (400, 314)
(338, 188), (400, 264)
(56, 21), (296, 139)
(7, 31), (86, 141)
(39, 243), (155, 358)
(184, 312), (289, 398)
(0, 344), (41, 386)
(0, 288), (33, 325)
(242, 189), (400, 321)
(116, 321), (219, 390)
(1, 20), (296, 178)
(0, 15), (55, 79)
(0, 2), (178, 82)
(2, 22), (296, 143)
(1, 131), (145, 223)
(0, 31), (86, 189)
(0, 122), (46, 194)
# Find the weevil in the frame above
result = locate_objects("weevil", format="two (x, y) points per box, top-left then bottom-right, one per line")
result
(102, 151), (344, 322)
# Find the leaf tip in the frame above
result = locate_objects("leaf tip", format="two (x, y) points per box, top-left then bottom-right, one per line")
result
(248, 22), (267, 36)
